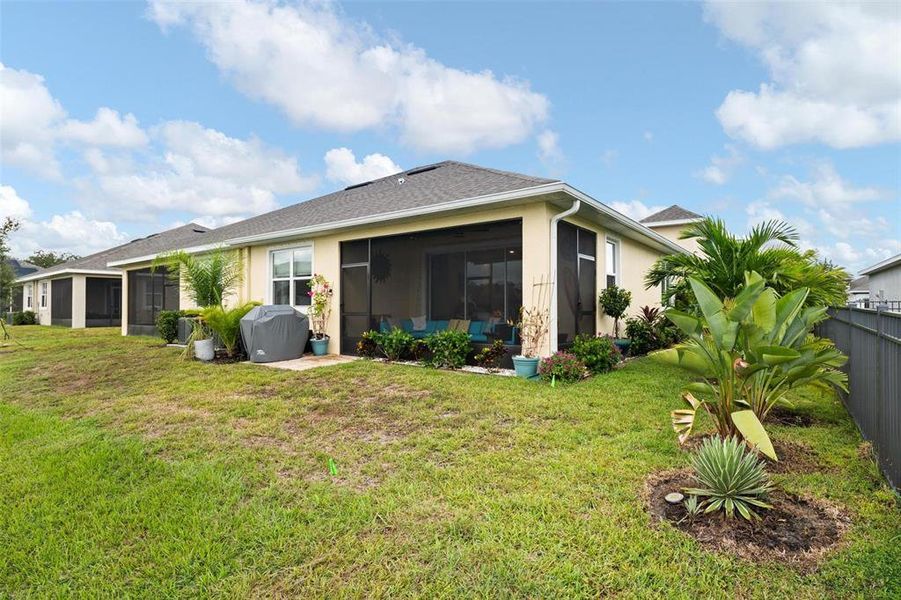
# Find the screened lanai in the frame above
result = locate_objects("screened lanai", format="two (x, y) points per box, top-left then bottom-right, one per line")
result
(339, 219), (523, 355)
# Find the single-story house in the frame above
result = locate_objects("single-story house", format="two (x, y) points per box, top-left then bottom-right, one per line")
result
(111, 161), (686, 356)
(847, 275), (869, 306)
(15, 223), (210, 329)
(858, 253), (901, 311)
(3, 258), (39, 314)
(640, 205), (704, 254)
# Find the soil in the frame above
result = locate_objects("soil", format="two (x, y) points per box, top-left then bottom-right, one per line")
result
(681, 435), (826, 474)
(767, 406), (817, 427)
(645, 469), (848, 569)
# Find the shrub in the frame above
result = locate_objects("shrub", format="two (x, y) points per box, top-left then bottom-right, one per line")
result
(570, 334), (621, 374)
(599, 285), (632, 338)
(474, 339), (507, 372)
(11, 311), (37, 325)
(410, 339), (431, 363)
(538, 351), (586, 383)
(377, 327), (414, 361)
(357, 331), (379, 358)
(684, 436), (774, 520)
(424, 329), (471, 369)
(624, 317), (659, 356)
(200, 302), (260, 357)
(156, 310), (182, 343)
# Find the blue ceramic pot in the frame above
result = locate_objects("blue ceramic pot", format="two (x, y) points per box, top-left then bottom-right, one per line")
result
(512, 356), (540, 379)
(311, 337), (329, 356)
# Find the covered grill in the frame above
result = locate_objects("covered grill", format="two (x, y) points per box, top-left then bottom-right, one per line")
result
(240, 305), (309, 363)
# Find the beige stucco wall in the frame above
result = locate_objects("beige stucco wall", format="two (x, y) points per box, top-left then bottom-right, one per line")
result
(71, 275), (86, 329)
(647, 223), (700, 254)
(36, 279), (51, 325)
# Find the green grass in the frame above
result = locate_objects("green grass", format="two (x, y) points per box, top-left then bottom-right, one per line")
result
(0, 326), (898, 598)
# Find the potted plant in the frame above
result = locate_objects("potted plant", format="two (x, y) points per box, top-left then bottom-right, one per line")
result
(307, 274), (333, 356)
(511, 277), (551, 379)
(186, 317), (214, 361)
(599, 284), (632, 354)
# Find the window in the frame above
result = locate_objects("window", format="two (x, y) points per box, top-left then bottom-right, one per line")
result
(40, 282), (48, 308)
(25, 284), (33, 309)
(271, 246), (313, 308)
(605, 238), (620, 288)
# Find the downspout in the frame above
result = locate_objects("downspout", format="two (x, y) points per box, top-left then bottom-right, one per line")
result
(548, 199), (581, 354)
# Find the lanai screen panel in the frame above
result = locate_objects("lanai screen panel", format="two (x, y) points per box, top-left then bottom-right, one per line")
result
(50, 277), (73, 326)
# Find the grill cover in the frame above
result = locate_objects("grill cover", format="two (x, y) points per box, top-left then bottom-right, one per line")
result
(240, 305), (309, 363)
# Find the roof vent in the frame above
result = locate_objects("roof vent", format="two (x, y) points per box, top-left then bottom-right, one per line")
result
(397, 177), (405, 185)
(405, 165), (439, 176)
(344, 181), (372, 191)
(192, 228), (207, 234)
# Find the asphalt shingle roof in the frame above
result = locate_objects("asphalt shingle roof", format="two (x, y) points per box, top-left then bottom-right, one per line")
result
(19, 223), (211, 280)
(203, 160), (558, 243)
(640, 205), (703, 224)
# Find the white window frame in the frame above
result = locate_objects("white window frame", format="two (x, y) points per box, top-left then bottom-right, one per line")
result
(40, 282), (48, 308)
(604, 236), (621, 288)
(268, 243), (314, 311)
(25, 284), (33, 309)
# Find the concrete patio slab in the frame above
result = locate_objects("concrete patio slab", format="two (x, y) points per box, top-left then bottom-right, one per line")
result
(250, 354), (358, 372)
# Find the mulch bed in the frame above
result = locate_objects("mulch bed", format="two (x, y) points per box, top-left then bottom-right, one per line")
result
(645, 469), (848, 569)
(681, 435), (826, 474)
(767, 406), (817, 427)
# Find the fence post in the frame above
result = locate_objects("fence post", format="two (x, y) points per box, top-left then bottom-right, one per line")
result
(875, 306), (883, 454)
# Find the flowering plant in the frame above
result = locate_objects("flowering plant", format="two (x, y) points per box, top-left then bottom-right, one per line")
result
(538, 351), (587, 383)
(307, 274), (333, 339)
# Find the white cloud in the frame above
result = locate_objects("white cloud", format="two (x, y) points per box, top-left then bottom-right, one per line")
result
(324, 147), (402, 186)
(59, 107), (149, 147)
(766, 162), (884, 207)
(537, 129), (564, 173)
(3, 185), (129, 257)
(609, 200), (666, 222)
(0, 63), (66, 177)
(705, 1), (901, 148)
(86, 121), (318, 222)
(696, 144), (743, 185)
(643, 131), (654, 142)
(0, 185), (33, 220)
(147, 0), (549, 154)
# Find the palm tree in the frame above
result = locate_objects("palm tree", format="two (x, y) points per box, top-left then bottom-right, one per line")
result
(646, 217), (848, 308)
(153, 248), (244, 308)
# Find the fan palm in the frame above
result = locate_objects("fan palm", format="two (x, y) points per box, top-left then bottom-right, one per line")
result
(646, 217), (848, 308)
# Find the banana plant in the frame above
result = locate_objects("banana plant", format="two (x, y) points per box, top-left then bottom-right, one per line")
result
(655, 272), (847, 460)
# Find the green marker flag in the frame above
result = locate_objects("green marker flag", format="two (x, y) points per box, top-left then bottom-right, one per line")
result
(328, 457), (338, 476)
(551, 374), (556, 388)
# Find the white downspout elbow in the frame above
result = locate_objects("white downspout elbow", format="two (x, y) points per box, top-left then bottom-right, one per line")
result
(549, 199), (581, 355)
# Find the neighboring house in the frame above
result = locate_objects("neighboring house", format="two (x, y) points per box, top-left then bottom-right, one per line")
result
(3, 259), (39, 314)
(859, 253), (901, 311)
(847, 275), (869, 306)
(640, 205), (704, 254)
(111, 161), (685, 356)
(15, 223), (210, 329)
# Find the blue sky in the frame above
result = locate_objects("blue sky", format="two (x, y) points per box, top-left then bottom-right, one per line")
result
(1, 1), (898, 274)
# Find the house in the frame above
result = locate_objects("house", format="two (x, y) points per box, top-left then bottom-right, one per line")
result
(640, 205), (704, 254)
(15, 223), (210, 329)
(858, 253), (901, 311)
(847, 275), (869, 306)
(2, 258), (39, 314)
(110, 161), (686, 356)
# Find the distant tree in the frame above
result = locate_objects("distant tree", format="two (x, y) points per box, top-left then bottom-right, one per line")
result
(0, 218), (21, 310)
(27, 250), (80, 268)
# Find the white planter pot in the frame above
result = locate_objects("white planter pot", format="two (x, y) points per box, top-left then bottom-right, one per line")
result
(194, 338), (215, 361)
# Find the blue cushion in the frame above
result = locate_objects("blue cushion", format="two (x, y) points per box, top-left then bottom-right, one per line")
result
(470, 334), (488, 343)
(431, 320), (449, 332)
(469, 320), (485, 336)
(379, 319), (391, 333)
(400, 319), (414, 332)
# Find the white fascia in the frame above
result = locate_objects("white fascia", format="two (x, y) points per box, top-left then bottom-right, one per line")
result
(643, 218), (703, 228)
(15, 268), (121, 284)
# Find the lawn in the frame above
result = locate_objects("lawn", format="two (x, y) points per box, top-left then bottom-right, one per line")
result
(0, 327), (898, 598)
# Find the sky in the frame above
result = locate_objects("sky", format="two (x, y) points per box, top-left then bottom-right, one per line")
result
(1, 0), (899, 275)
